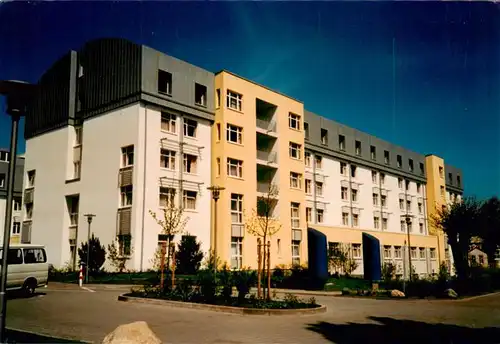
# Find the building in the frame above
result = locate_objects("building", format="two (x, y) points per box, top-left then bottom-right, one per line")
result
(20, 38), (463, 275)
(0, 149), (25, 244)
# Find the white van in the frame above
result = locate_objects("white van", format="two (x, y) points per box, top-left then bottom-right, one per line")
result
(0, 244), (48, 295)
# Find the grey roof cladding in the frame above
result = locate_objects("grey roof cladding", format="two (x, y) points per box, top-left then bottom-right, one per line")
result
(445, 163), (463, 191)
(25, 38), (215, 140)
(0, 156), (25, 198)
(304, 110), (430, 183)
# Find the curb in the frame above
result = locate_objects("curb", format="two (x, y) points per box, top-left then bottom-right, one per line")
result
(117, 294), (327, 316)
(250, 288), (342, 297)
(6, 327), (92, 343)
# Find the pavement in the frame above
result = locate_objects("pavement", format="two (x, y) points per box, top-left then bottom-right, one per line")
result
(4, 282), (500, 343)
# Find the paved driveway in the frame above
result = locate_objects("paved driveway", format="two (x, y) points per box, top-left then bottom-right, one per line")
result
(6, 284), (500, 343)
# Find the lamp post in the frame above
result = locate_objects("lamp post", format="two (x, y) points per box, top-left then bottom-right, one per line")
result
(0, 80), (35, 343)
(83, 214), (96, 283)
(401, 214), (414, 282)
(207, 185), (224, 275)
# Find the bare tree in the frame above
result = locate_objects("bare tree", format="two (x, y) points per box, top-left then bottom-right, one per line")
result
(245, 183), (282, 299)
(149, 189), (189, 271)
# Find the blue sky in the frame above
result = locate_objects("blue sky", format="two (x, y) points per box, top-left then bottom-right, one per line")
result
(0, 1), (498, 199)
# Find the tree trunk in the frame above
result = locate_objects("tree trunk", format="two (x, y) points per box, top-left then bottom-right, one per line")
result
(262, 235), (267, 299)
(267, 241), (271, 300)
(257, 239), (262, 299)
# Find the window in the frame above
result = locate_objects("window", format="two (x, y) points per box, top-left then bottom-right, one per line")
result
(380, 173), (385, 185)
(315, 156), (323, 169)
(338, 135), (345, 151)
(394, 246), (402, 258)
(321, 129), (328, 145)
(352, 244), (361, 258)
(216, 89), (221, 108)
(305, 179), (312, 194)
(0, 174), (4, 188)
(231, 194), (243, 223)
(373, 193), (379, 206)
(355, 141), (361, 156)
(305, 152), (311, 167)
(457, 175), (461, 187)
(118, 235), (132, 256)
(158, 70), (172, 95)
(430, 248), (436, 259)
(25, 203), (33, 219)
(408, 222), (413, 233)
(306, 207), (312, 222)
(315, 182), (323, 196)
(27, 170), (36, 187)
(184, 119), (198, 138)
(352, 214), (359, 227)
(23, 248), (47, 264)
(479, 255), (484, 265)
(75, 127), (83, 145)
(231, 237), (243, 270)
(183, 190), (197, 210)
(277, 239), (281, 255)
(291, 240), (301, 266)
(12, 222), (20, 235)
(227, 158), (243, 178)
(384, 150), (390, 164)
(381, 195), (387, 207)
(289, 172), (302, 189)
(0, 151), (9, 162)
(407, 200), (412, 212)
(439, 166), (444, 178)
(216, 123), (221, 141)
(289, 113), (301, 130)
(316, 209), (324, 223)
(159, 187), (175, 207)
(440, 185), (445, 197)
(120, 186), (133, 207)
(227, 90), (242, 111)
(411, 247), (417, 259)
(409, 159), (414, 172)
(342, 212), (349, 225)
(398, 178), (403, 189)
(226, 124), (242, 144)
(399, 199), (404, 210)
(397, 155), (402, 168)
(304, 122), (309, 139)
(374, 217), (380, 229)
(406, 180), (410, 191)
(3, 249), (23, 266)
(417, 183), (421, 193)
(340, 162), (347, 176)
(351, 165), (357, 178)
(161, 113), (176, 133)
(195, 83), (207, 106)
(370, 146), (376, 160)
(419, 248), (426, 259)
(73, 161), (81, 179)
(160, 149), (176, 170)
(216, 158), (221, 176)
(121, 146), (134, 167)
(289, 142), (301, 159)
(420, 162), (425, 175)
(400, 220), (405, 232)
(351, 189), (358, 202)
(372, 171), (377, 183)
(291, 203), (300, 228)
(13, 198), (21, 211)
(341, 187), (348, 200)
(183, 154), (197, 174)
(382, 218), (388, 230)
(419, 222), (424, 234)
(418, 202), (423, 214)
(383, 246), (392, 258)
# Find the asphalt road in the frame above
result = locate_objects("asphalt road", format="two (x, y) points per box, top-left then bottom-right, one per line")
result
(5, 283), (500, 344)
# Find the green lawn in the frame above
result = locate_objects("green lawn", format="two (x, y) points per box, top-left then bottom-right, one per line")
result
(324, 277), (371, 291)
(49, 271), (195, 285)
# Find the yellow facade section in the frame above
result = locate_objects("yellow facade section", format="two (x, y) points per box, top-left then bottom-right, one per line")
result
(425, 155), (447, 263)
(211, 71), (306, 269)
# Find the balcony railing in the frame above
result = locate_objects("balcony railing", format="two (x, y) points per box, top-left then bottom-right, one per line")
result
(256, 150), (277, 164)
(257, 182), (271, 193)
(69, 226), (77, 241)
(21, 221), (32, 244)
(256, 119), (276, 133)
(24, 188), (34, 204)
(69, 213), (79, 226)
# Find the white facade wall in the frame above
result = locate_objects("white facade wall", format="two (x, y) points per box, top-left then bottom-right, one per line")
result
(23, 103), (212, 271)
(0, 198), (23, 243)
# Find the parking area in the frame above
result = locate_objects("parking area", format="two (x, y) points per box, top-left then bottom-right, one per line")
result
(5, 283), (500, 343)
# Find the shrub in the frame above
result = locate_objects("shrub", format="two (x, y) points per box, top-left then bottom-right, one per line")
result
(233, 268), (257, 302)
(78, 234), (106, 275)
(175, 235), (204, 275)
(381, 262), (396, 285)
(218, 264), (233, 301)
(196, 269), (217, 303)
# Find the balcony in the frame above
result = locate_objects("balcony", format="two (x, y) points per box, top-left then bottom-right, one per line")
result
(256, 150), (277, 167)
(69, 226), (77, 245)
(256, 98), (278, 137)
(256, 119), (277, 134)
(21, 221), (32, 244)
(24, 188), (34, 204)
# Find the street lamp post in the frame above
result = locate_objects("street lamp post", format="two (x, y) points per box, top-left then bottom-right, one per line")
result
(207, 185), (225, 275)
(0, 80), (35, 343)
(83, 214), (96, 283)
(401, 214), (414, 282)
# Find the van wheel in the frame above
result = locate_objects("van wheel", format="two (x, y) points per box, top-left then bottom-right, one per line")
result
(23, 280), (37, 296)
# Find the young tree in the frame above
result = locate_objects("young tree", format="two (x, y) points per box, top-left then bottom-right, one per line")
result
(245, 183), (282, 299)
(432, 197), (481, 280)
(478, 197), (500, 268)
(107, 235), (133, 273)
(175, 234), (204, 275)
(328, 243), (358, 276)
(149, 189), (189, 271)
(78, 234), (106, 275)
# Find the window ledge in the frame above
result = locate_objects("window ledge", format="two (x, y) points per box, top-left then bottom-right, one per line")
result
(195, 103), (207, 108)
(158, 91), (172, 97)
(227, 141), (244, 147)
(183, 208), (198, 213)
(160, 129), (177, 136)
(118, 206), (133, 210)
(228, 176), (244, 181)
(65, 178), (81, 184)
(227, 107), (243, 114)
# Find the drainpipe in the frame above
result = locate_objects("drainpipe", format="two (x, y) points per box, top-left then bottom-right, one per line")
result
(311, 152), (317, 225)
(379, 171), (383, 229)
(178, 117), (185, 207)
(140, 106), (148, 271)
(348, 163), (353, 228)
